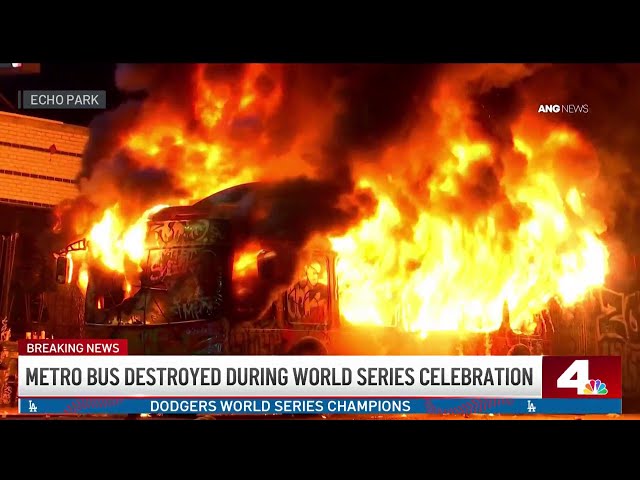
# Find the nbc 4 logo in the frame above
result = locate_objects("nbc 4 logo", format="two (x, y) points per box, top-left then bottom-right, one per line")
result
(557, 360), (608, 395)
(583, 379), (608, 395)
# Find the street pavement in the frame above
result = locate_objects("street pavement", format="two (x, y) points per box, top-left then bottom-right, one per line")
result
(1, 407), (639, 420)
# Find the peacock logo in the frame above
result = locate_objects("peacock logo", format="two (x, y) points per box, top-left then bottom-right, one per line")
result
(583, 379), (608, 395)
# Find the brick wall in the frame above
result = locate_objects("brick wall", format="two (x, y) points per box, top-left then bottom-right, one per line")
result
(0, 111), (87, 208)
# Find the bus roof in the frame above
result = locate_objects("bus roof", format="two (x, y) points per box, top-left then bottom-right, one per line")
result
(149, 182), (266, 222)
(193, 182), (265, 208)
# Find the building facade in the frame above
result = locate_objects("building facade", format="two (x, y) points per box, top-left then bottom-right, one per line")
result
(0, 111), (87, 341)
(0, 111), (86, 207)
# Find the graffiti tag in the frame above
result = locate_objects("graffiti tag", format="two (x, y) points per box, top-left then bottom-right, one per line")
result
(229, 328), (284, 355)
(172, 296), (217, 322)
(593, 288), (640, 396)
(0, 316), (10, 342)
(148, 248), (202, 283)
(149, 219), (222, 247)
(286, 259), (329, 324)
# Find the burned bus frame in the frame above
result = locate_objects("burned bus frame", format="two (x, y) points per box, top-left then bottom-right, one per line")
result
(55, 183), (552, 357)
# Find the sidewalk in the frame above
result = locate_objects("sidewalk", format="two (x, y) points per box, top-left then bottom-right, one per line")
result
(2, 408), (638, 420)
(1, 408), (127, 419)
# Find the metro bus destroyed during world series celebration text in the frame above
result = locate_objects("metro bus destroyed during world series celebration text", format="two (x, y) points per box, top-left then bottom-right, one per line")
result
(25, 365), (533, 388)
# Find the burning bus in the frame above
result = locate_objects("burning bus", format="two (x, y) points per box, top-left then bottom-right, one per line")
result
(55, 182), (565, 356)
(55, 182), (423, 355)
(46, 64), (615, 359)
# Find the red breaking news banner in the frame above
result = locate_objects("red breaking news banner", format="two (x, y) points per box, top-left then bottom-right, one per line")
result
(542, 356), (622, 399)
(18, 339), (128, 355)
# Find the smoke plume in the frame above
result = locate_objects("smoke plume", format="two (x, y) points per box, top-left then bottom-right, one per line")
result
(67, 64), (446, 285)
(54, 63), (640, 317)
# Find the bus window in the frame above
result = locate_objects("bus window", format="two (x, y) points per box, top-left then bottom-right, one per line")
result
(232, 249), (273, 321)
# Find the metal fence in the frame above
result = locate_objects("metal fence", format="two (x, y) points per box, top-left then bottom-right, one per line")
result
(44, 284), (85, 338)
(0, 234), (18, 407)
(0, 234), (18, 340)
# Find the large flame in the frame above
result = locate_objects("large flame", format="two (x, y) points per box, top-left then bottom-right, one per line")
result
(87, 204), (168, 271)
(330, 104), (608, 334)
(330, 167), (607, 334)
(233, 242), (263, 278)
(68, 204), (168, 294)
(64, 64), (610, 336)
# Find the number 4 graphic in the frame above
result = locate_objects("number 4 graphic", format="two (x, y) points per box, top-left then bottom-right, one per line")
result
(556, 360), (589, 395)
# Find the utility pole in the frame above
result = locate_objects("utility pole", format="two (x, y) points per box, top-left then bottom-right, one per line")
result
(0, 63), (41, 112)
(0, 89), (17, 112)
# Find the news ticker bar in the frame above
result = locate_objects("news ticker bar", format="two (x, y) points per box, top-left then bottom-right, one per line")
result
(17, 90), (107, 109)
(19, 397), (622, 415)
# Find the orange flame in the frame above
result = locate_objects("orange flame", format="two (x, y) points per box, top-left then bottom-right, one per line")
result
(64, 64), (610, 336)
(78, 264), (89, 293)
(87, 204), (168, 272)
(330, 126), (608, 334)
(233, 243), (262, 278)
(68, 205), (166, 297)
(65, 255), (74, 284)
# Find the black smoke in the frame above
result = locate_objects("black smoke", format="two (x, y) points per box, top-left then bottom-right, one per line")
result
(84, 66), (436, 217)
(63, 63), (640, 306)
(80, 100), (142, 180)
(450, 64), (640, 287)
(249, 177), (377, 246)
(63, 64), (445, 310)
(78, 64), (420, 209)
(521, 65), (640, 244)
(521, 64), (640, 287)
